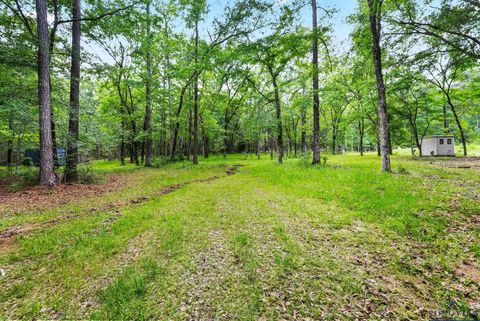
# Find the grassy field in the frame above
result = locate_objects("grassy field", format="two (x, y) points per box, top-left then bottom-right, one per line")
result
(0, 154), (479, 320)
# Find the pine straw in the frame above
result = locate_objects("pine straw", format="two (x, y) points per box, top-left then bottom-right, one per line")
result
(0, 174), (135, 217)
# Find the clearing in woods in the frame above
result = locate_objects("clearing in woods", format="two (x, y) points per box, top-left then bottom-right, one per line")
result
(0, 155), (479, 320)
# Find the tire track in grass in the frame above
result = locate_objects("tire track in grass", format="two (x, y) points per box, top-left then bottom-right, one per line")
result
(175, 229), (263, 320)
(88, 176), (233, 320)
(0, 175), (223, 251)
(0, 174), (228, 319)
(117, 173), (265, 320)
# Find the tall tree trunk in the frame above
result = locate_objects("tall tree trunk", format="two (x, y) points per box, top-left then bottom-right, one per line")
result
(442, 103), (448, 132)
(286, 124), (291, 157)
(200, 114), (209, 158)
(202, 133), (209, 158)
(358, 119), (364, 156)
(293, 120), (298, 156)
(223, 109), (230, 158)
(36, 0), (57, 186)
(332, 123), (337, 155)
(161, 74), (167, 157)
(7, 139), (13, 169)
(301, 107), (306, 154)
(367, 0), (391, 171)
(387, 123), (393, 155)
(15, 136), (24, 170)
(187, 99), (192, 161)
(311, 0), (321, 164)
(269, 129), (274, 160)
(65, 0), (81, 182)
(409, 118), (422, 156)
(257, 135), (261, 160)
(192, 19), (200, 165)
(116, 83), (127, 166)
(167, 61), (173, 157)
(170, 84), (188, 160)
(48, 1), (59, 168)
(120, 118), (126, 166)
(127, 89), (139, 165)
(264, 130), (268, 154)
(446, 95), (467, 155)
(144, 0), (153, 167)
(51, 114), (58, 167)
(376, 129), (381, 156)
(271, 72), (283, 164)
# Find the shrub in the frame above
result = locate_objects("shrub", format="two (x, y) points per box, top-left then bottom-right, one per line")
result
(21, 157), (33, 167)
(18, 167), (39, 185)
(322, 156), (328, 166)
(299, 154), (311, 167)
(78, 166), (104, 184)
(7, 167), (39, 191)
(152, 158), (168, 168)
(397, 165), (409, 175)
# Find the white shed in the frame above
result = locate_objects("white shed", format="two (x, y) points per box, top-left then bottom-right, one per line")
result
(421, 135), (455, 156)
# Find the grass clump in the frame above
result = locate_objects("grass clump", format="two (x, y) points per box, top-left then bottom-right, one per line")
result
(397, 164), (409, 174)
(94, 258), (161, 320)
(231, 232), (258, 280)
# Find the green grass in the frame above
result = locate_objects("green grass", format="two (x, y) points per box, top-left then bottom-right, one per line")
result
(0, 154), (479, 320)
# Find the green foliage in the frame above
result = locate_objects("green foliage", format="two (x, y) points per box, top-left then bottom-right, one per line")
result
(397, 165), (408, 174)
(77, 166), (104, 184)
(95, 258), (161, 320)
(21, 157), (32, 167)
(6, 167), (39, 191)
(321, 156), (328, 166)
(152, 158), (169, 168)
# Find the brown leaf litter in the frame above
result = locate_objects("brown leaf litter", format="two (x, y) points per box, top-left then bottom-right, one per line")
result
(0, 174), (224, 249)
(0, 174), (136, 217)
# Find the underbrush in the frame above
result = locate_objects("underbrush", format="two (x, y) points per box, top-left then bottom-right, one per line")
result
(2, 167), (39, 191)
(77, 166), (105, 184)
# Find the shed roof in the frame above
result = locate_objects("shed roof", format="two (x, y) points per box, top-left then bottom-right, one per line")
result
(423, 135), (455, 139)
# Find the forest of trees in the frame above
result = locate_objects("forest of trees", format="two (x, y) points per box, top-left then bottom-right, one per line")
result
(0, 0), (479, 186)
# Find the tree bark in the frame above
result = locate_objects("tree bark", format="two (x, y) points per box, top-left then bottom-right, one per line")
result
(446, 95), (467, 155)
(120, 117), (126, 166)
(257, 135), (261, 159)
(442, 103), (448, 132)
(7, 140), (13, 168)
(358, 119), (364, 156)
(332, 123), (337, 155)
(311, 0), (321, 164)
(376, 129), (381, 156)
(271, 72), (283, 164)
(66, 0), (81, 182)
(48, 1), (59, 168)
(127, 87), (139, 165)
(143, 0), (153, 167)
(170, 83), (189, 160)
(223, 114), (228, 159)
(269, 129), (274, 160)
(187, 98), (192, 161)
(368, 0), (391, 171)
(301, 106), (306, 154)
(36, 0), (57, 186)
(200, 113), (209, 158)
(192, 19), (200, 165)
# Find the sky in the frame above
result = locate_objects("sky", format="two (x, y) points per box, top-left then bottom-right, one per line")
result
(86, 0), (360, 65)
(206, 0), (359, 50)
